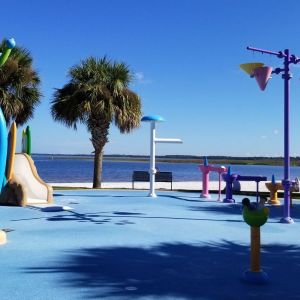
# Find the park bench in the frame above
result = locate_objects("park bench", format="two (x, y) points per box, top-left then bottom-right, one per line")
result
(132, 171), (173, 190)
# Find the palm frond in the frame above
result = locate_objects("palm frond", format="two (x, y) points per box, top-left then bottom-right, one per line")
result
(0, 40), (41, 125)
(51, 55), (141, 134)
(113, 88), (141, 133)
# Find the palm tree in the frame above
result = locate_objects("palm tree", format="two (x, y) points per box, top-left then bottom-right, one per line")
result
(0, 40), (41, 126)
(51, 57), (142, 188)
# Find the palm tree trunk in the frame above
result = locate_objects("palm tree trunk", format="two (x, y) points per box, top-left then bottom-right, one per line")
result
(89, 115), (110, 189)
(93, 148), (103, 188)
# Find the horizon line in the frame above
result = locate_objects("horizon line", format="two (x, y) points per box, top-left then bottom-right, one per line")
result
(30, 153), (300, 159)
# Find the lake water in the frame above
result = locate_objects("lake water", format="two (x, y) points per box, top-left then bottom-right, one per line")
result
(32, 154), (300, 183)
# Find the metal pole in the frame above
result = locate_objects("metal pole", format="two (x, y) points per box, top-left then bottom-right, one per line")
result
(141, 115), (182, 198)
(149, 121), (157, 197)
(218, 172), (221, 201)
(246, 46), (283, 57)
(281, 49), (293, 223)
(246, 46), (296, 223)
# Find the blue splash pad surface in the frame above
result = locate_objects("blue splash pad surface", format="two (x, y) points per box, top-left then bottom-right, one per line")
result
(0, 190), (299, 300)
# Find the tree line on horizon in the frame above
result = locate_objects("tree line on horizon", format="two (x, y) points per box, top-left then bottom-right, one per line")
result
(32, 153), (300, 160)
(30, 153), (300, 167)
(0, 40), (142, 188)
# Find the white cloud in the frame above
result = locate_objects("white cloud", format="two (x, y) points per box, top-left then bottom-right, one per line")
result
(261, 135), (267, 139)
(135, 72), (144, 81)
(134, 72), (152, 84)
(273, 129), (279, 135)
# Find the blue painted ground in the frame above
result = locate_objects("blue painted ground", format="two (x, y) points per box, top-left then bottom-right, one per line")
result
(0, 190), (300, 300)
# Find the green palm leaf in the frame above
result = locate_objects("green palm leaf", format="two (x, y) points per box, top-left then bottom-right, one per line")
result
(0, 40), (41, 126)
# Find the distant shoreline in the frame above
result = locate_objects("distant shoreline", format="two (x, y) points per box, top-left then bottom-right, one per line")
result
(32, 154), (300, 166)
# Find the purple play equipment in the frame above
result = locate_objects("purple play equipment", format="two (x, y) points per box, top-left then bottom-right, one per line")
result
(236, 175), (267, 203)
(243, 46), (300, 224)
(199, 157), (227, 200)
(222, 167), (267, 203)
(222, 167), (238, 203)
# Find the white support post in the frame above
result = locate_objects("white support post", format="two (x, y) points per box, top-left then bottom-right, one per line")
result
(149, 121), (157, 197)
(141, 115), (182, 198)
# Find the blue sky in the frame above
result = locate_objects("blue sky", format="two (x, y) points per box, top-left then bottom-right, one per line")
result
(2, 0), (300, 156)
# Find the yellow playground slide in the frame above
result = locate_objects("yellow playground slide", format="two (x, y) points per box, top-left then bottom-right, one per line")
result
(13, 153), (53, 204)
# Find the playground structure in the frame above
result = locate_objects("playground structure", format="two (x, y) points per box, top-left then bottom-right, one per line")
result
(237, 175), (267, 202)
(221, 167), (238, 203)
(265, 174), (282, 205)
(21, 126), (31, 155)
(0, 38), (15, 67)
(141, 115), (182, 198)
(0, 38), (52, 210)
(0, 38), (15, 244)
(222, 167), (267, 203)
(241, 46), (300, 223)
(242, 198), (269, 284)
(0, 38), (16, 244)
(199, 157), (227, 200)
(0, 123), (53, 206)
(12, 153), (53, 205)
(265, 174), (299, 206)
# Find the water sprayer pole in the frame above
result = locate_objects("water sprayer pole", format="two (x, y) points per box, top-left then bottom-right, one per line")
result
(250, 227), (261, 272)
(142, 115), (182, 198)
(149, 121), (157, 197)
(246, 46), (295, 223)
(282, 49), (292, 222)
